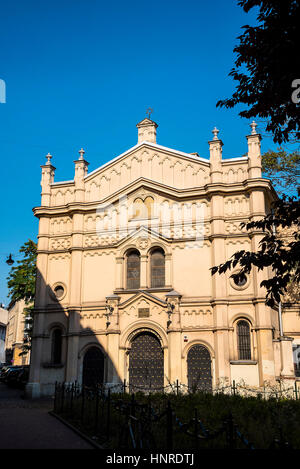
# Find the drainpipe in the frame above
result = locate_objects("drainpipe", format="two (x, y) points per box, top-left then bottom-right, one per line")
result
(278, 301), (284, 337)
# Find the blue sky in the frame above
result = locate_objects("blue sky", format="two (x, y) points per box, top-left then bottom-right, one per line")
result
(0, 0), (280, 304)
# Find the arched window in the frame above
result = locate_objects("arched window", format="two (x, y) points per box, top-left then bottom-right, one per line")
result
(127, 250), (140, 289)
(151, 248), (165, 288)
(237, 320), (251, 360)
(51, 328), (62, 364)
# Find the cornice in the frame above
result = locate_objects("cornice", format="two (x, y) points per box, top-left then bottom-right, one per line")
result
(51, 180), (74, 187)
(33, 297), (265, 312)
(37, 231), (256, 255)
(33, 177), (275, 218)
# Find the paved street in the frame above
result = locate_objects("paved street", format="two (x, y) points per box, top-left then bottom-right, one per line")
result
(0, 383), (94, 449)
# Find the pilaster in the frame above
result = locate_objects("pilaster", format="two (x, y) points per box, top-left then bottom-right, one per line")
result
(74, 148), (89, 203)
(116, 256), (124, 290)
(247, 121), (262, 179)
(140, 254), (148, 289)
(165, 291), (182, 383)
(40, 153), (55, 206)
(209, 127), (223, 184)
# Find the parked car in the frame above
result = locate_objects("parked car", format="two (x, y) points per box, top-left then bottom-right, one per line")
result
(0, 366), (15, 382)
(11, 366), (29, 389)
(5, 366), (29, 388)
(1, 366), (23, 384)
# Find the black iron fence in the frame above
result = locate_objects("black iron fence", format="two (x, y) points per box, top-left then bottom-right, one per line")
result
(52, 381), (299, 449)
(55, 378), (300, 399)
(108, 378), (300, 400)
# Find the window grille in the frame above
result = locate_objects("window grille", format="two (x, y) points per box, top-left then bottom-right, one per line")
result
(237, 320), (251, 360)
(127, 250), (140, 289)
(151, 248), (165, 288)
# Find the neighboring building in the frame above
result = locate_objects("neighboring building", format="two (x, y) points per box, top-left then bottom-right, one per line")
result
(27, 117), (298, 398)
(5, 299), (30, 366)
(0, 306), (8, 364)
(282, 282), (300, 378)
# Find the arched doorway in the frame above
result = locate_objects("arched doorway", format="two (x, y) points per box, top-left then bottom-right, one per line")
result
(187, 345), (212, 392)
(82, 346), (105, 387)
(129, 332), (164, 392)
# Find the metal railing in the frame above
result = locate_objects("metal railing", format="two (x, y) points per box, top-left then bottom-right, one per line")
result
(52, 380), (299, 449)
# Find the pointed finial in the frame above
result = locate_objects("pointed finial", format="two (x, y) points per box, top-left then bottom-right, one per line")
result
(212, 127), (219, 140)
(78, 148), (85, 160)
(250, 120), (257, 135)
(46, 152), (52, 165)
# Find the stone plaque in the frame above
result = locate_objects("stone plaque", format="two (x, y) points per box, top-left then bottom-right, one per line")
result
(138, 308), (150, 318)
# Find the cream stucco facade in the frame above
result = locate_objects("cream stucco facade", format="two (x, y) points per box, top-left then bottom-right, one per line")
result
(27, 118), (296, 398)
(0, 306), (8, 364)
(5, 300), (30, 366)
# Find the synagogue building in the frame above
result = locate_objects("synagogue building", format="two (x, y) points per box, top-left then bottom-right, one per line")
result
(27, 117), (297, 397)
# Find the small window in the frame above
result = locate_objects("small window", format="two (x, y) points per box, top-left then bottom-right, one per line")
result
(233, 273), (247, 287)
(127, 250), (140, 289)
(151, 248), (165, 288)
(54, 285), (65, 299)
(51, 328), (62, 364)
(237, 320), (251, 360)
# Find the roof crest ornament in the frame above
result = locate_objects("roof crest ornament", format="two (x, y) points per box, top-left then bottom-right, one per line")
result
(78, 148), (85, 160)
(46, 152), (52, 165)
(146, 107), (153, 120)
(250, 120), (258, 135)
(212, 127), (219, 140)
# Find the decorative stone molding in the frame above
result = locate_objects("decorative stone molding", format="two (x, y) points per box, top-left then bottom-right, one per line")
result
(83, 250), (115, 257)
(50, 217), (72, 234)
(50, 237), (71, 251)
(137, 237), (150, 250)
(224, 196), (250, 216)
(182, 308), (212, 315)
(48, 253), (71, 261)
(225, 221), (247, 234)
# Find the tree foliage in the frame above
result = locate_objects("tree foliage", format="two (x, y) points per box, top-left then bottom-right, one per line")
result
(7, 239), (37, 303)
(217, 0), (300, 144)
(262, 149), (300, 195)
(7, 239), (37, 355)
(211, 192), (300, 307)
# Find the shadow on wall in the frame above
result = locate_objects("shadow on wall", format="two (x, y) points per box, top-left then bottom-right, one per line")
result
(26, 268), (121, 398)
(5, 348), (13, 365)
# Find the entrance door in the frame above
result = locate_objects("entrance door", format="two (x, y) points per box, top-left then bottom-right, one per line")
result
(82, 346), (104, 388)
(187, 345), (212, 392)
(129, 332), (164, 392)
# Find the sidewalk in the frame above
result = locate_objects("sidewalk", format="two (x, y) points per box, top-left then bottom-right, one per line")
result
(0, 384), (94, 449)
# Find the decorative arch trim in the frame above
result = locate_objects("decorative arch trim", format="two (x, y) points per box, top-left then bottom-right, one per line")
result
(78, 342), (106, 359)
(230, 313), (254, 329)
(120, 244), (141, 257)
(120, 320), (168, 349)
(128, 327), (162, 346)
(147, 242), (169, 255)
(182, 340), (215, 359)
(46, 322), (67, 337)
